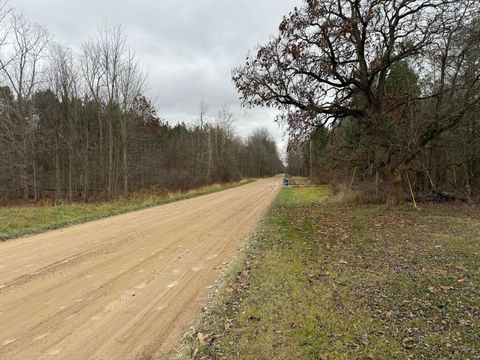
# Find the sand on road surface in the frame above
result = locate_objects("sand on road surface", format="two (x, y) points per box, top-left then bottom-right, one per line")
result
(0, 177), (281, 359)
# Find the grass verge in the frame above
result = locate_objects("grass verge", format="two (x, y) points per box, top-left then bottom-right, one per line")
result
(0, 180), (254, 241)
(176, 186), (480, 359)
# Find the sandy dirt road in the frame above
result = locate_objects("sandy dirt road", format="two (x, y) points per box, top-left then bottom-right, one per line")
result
(0, 177), (280, 360)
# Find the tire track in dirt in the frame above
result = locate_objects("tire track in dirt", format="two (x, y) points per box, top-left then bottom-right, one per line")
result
(0, 177), (280, 359)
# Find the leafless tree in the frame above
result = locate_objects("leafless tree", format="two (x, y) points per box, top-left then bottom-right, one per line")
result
(0, 10), (49, 199)
(0, 8), (284, 202)
(119, 49), (145, 193)
(48, 42), (81, 200)
(95, 24), (126, 197)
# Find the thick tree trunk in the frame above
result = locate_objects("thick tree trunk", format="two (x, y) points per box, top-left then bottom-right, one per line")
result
(385, 169), (404, 206)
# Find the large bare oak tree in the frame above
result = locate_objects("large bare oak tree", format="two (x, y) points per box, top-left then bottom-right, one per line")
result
(233, 0), (480, 204)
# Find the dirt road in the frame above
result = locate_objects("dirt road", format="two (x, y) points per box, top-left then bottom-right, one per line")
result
(0, 178), (280, 360)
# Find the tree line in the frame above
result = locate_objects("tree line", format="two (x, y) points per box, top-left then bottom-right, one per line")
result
(234, 0), (480, 204)
(0, 3), (283, 202)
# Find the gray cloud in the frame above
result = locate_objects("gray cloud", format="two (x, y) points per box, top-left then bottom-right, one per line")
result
(10, 0), (301, 156)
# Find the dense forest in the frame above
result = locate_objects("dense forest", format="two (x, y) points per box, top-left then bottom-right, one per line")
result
(234, 0), (480, 204)
(0, 4), (283, 202)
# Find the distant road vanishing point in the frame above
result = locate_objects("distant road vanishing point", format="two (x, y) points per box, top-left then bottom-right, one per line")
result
(0, 178), (280, 359)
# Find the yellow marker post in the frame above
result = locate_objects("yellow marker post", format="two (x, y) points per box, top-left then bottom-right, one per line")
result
(406, 171), (417, 209)
(348, 167), (357, 193)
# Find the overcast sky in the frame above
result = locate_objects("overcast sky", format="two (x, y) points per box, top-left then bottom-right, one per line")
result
(10, 0), (302, 158)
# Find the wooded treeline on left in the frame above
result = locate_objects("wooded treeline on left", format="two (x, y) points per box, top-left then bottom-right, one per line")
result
(0, 4), (283, 202)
